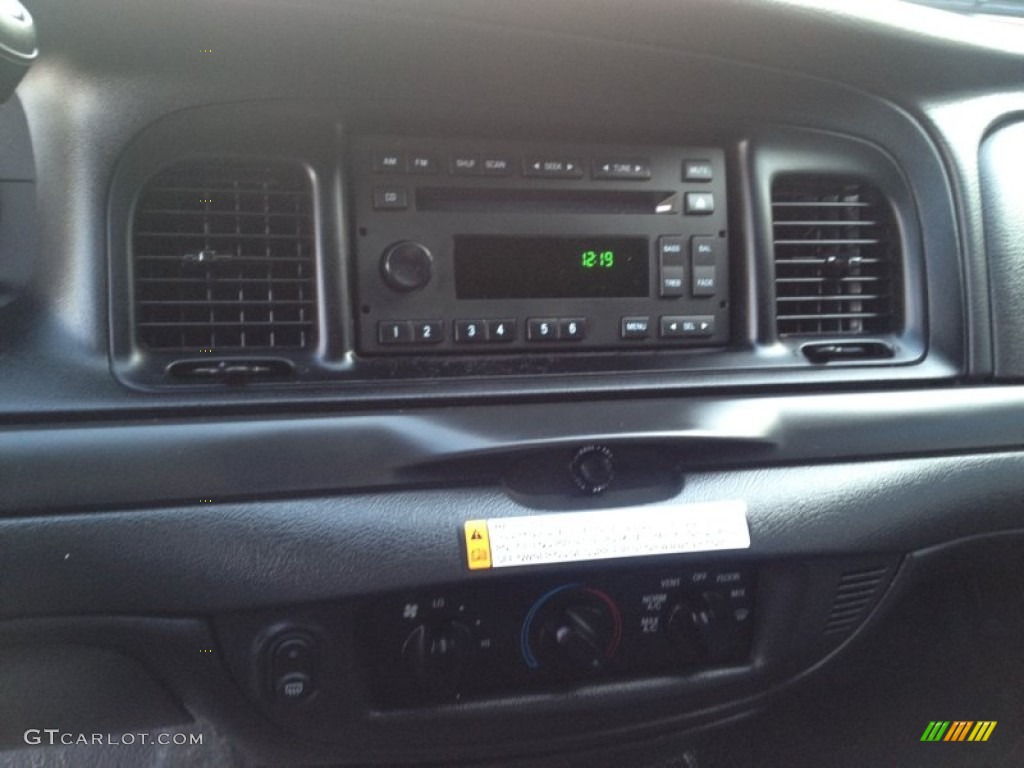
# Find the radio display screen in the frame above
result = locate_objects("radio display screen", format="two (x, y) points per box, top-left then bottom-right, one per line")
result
(454, 236), (649, 299)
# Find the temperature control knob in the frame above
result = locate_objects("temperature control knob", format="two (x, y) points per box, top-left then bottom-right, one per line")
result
(524, 587), (622, 675)
(401, 620), (475, 698)
(381, 241), (433, 292)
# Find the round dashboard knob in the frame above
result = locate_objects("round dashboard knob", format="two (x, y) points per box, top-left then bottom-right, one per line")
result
(381, 241), (433, 292)
(569, 445), (616, 494)
(526, 587), (622, 675)
(401, 620), (475, 698)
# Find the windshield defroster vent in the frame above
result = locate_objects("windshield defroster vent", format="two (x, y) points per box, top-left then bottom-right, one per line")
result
(772, 178), (901, 337)
(132, 162), (317, 351)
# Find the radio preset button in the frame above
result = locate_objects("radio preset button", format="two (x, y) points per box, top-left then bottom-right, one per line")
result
(381, 241), (432, 291)
(373, 186), (409, 211)
(621, 316), (651, 339)
(455, 320), (487, 343)
(486, 319), (517, 342)
(684, 192), (715, 215)
(527, 318), (560, 341)
(593, 159), (652, 181)
(683, 159), (714, 182)
(450, 154), (482, 176)
(413, 320), (444, 343)
(379, 321), (413, 344)
(408, 153), (438, 175)
(523, 157), (583, 179)
(660, 316), (715, 338)
(559, 318), (587, 341)
(482, 156), (514, 176)
(373, 151), (404, 174)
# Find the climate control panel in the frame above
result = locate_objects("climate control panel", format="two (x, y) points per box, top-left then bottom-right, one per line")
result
(364, 562), (754, 707)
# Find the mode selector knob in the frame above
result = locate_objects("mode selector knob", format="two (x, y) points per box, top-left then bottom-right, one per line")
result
(401, 620), (475, 698)
(381, 241), (433, 292)
(665, 591), (738, 664)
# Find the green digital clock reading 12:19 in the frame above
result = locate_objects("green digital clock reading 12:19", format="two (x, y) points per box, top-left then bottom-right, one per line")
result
(580, 250), (615, 269)
(453, 236), (649, 299)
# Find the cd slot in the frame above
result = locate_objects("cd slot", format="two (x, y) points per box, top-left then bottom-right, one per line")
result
(416, 187), (679, 215)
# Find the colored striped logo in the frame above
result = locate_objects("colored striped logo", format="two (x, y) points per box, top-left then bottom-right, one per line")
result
(921, 721), (997, 742)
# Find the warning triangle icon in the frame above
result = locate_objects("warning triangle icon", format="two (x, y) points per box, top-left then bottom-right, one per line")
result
(471, 530), (483, 540)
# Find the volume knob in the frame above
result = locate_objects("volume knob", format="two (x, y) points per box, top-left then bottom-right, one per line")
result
(381, 241), (433, 292)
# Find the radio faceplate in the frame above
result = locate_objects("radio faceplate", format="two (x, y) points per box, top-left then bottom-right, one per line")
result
(352, 136), (730, 354)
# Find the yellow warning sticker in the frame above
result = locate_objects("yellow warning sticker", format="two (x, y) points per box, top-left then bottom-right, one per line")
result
(463, 501), (749, 571)
(463, 519), (492, 570)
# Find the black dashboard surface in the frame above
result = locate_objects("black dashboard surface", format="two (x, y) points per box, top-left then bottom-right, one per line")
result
(2, 1), (1024, 766)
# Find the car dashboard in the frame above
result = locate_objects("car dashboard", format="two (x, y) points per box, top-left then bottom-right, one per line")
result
(1, 1), (1024, 766)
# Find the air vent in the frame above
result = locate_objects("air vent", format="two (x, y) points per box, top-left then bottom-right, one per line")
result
(132, 162), (317, 351)
(824, 567), (890, 636)
(772, 178), (901, 337)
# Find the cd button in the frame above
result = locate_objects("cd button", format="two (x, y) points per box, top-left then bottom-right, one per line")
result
(413, 320), (444, 343)
(559, 318), (587, 341)
(486, 319), (517, 342)
(455, 319), (487, 342)
(379, 321), (413, 344)
(527, 318), (560, 341)
(621, 317), (651, 339)
(373, 187), (408, 211)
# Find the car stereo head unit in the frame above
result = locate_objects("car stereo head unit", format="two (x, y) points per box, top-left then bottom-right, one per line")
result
(351, 136), (729, 354)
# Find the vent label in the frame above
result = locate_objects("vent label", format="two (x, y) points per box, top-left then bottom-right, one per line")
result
(462, 501), (749, 571)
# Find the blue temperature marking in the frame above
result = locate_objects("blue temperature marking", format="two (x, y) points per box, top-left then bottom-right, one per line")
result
(520, 583), (581, 669)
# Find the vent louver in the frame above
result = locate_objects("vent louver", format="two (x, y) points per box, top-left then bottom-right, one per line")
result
(772, 178), (900, 337)
(132, 162), (317, 351)
(824, 567), (889, 636)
